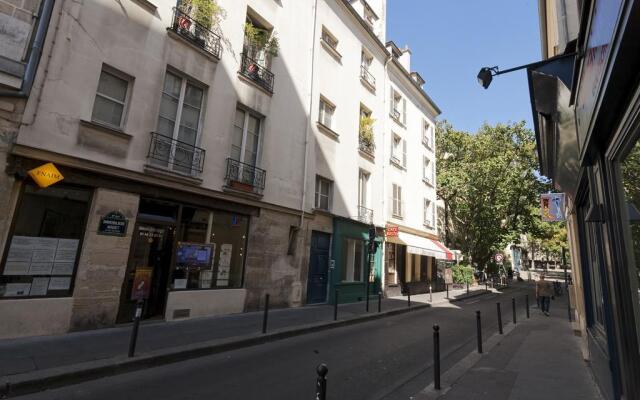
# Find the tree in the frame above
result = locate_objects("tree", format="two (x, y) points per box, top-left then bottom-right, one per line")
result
(436, 120), (546, 269)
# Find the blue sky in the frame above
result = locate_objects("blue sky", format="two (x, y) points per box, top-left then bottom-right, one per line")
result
(387, 0), (541, 133)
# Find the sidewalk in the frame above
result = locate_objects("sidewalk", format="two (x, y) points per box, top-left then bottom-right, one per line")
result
(413, 292), (602, 400)
(0, 284), (491, 396)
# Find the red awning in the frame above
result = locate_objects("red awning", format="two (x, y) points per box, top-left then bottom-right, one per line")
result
(430, 239), (454, 261)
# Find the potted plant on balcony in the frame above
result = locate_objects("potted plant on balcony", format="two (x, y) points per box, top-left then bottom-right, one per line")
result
(177, 0), (193, 32)
(244, 22), (280, 71)
(359, 114), (376, 155)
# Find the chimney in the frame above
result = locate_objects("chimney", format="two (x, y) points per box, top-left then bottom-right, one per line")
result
(398, 45), (411, 71)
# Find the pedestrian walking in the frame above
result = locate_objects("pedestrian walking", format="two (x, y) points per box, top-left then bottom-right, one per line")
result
(536, 274), (553, 316)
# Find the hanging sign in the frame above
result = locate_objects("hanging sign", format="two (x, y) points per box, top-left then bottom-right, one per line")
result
(386, 226), (399, 237)
(98, 212), (128, 236)
(28, 163), (64, 188)
(541, 193), (566, 222)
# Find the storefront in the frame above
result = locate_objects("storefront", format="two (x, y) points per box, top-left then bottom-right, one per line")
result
(526, 1), (640, 398)
(329, 218), (382, 304)
(384, 230), (453, 295)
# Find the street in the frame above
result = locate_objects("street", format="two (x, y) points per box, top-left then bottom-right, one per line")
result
(14, 286), (531, 400)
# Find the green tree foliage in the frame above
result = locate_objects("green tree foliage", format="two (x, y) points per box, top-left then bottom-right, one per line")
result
(451, 264), (474, 284)
(436, 120), (548, 268)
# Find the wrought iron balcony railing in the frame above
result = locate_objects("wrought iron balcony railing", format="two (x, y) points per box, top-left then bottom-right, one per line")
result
(358, 205), (374, 225)
(390, 108), (401, 121)
(359, 136), (375, 156)
(225, 158), (266, 195)
(148, 132), (206, 175)
(170, 7), (222, 60)
(360, 65), (376, 88)
(239, 53), (275, 93)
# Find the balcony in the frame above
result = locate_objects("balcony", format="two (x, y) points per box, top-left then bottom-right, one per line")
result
(360, 66), (376, 90)
(239, 53), (275, 93)
(358, 205), (374, 225)
(147, 132), (205, 176)
(422, 135), (432, 149)
(225, 158), (266, 195)
(359, 136), (375, 157)
(390, 109), (401, 121)
(169, 8), (222, 60)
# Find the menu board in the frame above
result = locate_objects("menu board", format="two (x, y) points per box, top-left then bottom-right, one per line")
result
(4, 236), (78, 276)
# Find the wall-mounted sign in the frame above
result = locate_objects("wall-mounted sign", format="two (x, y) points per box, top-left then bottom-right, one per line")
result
(386, 226), (399, 237)
(28, 163), (64, 188)
(98, 212), (128, 236)
(541, 193), (566, 222)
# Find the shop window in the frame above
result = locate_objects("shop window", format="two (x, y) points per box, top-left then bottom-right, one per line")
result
(0, 185), (90, 298)
(172, 207), (248, 290)
(385, 242), (396, 275)
(342, 238), (363, 282)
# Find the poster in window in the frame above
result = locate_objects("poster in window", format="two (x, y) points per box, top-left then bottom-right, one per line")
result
(29, 262), (53, 275)
(3, 261), (30, 275)
(52, 262), (74, 275)
(216, 244), (232, 286)
(131, 268), (153, 300)
(48, 277), (71, 291)
(31, 249), (56, 263)
(29, 277), (50, 296)
(6, 247), (32, 262)
(4, 283), (31, 297)
(176, 242), (213, 269)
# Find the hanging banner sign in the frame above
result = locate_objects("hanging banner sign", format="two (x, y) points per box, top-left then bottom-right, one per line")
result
(28, 163), (64, 188)
(541, 193), (566, 222)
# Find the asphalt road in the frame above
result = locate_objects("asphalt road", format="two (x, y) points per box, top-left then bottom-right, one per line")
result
(15, 285), (533, 400)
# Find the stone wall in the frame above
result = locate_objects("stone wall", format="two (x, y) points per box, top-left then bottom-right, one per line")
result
(0, 0), (41, 62)
(70, 188), (139, 331)
(243, 209), (308, 311)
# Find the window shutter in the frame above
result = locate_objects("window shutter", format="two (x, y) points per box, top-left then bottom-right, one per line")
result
(402, 98), (407, 125)
(390, 89), (394, 114)
(432, 202), (437, 227)
(402, 139), (407, 167)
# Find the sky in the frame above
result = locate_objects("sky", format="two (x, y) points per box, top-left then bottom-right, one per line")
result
(386, 0), (542, 133)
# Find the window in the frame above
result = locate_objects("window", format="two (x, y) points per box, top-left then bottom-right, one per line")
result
(360, 49), (375, 88)
(363, 6), (376, 29)
(390, 89), (406, 124)
(422, 120), (433, 149)
(423, 156), (432, 183)
(1, 185), (90, 298)
(361, 50), (373, 69)
(391, 133), (406, 167)
(244, 15), (274, 68)
(154, 70), (204, 175)
(424, 199), (433, 227)
(342, 238), (364, 282)
(321, 27), (338, 51)
(231, 107), (262, 167)
(358, 170), (369, 207)
(393, 184), (403, 217)
(315, 176), (332, 211)
(318, 97), (335, 129)
(92, 67), (131, 129)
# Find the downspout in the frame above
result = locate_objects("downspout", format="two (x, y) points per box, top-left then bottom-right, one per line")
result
(380, 53), (392, 285)
(299, 0), (319, 228)
(0, 0), (55, 98)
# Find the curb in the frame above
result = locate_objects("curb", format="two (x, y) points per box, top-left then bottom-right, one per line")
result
(0, 289), (495, 398)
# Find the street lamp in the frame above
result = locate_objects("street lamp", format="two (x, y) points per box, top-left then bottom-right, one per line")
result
(476, 53), (575, 89)
(477, 67), (497, 89)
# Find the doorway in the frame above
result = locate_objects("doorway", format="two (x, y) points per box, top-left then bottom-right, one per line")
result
(306, 231), (331, 304)
(117, 222), (175, 323)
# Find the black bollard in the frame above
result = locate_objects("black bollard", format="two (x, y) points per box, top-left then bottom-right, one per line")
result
(407, 287), (411, 308)
(476, 311), (483, 354)
(512, 297), (516, 324)
(446, 284), (449, 299)
(466, 281), (469, 294)
(567, 288), (572, 322)
(128, 299), (144, 358)
(378, 291), (382, 313)
(433, 324), (441, 390)
(334, 290), (339, 321)
(485, 281), (488, 291)
(497, 302), (503, 334)
(365, 282), (370, 313)
(262, 293), (270, 334)
(316, 363), (328, 400)
(526, 295), (530, 319)
(429, 285), (433, 303)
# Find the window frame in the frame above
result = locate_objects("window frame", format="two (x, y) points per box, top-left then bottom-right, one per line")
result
(318, 96), (336, 129)
(358, 170), (370, 208)
(231, 105), (264, 167)
(392, 183), (403, 218)
(315, 175), (332, 211)
(342, 237), (364, 282)
(321, 26), (339, 51)
(424, 198), (433, 227)
(91, 65), (133, 129)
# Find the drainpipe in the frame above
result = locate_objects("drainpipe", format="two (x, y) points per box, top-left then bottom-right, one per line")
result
(0, 0), (55, 98)
(299, 0), (319, 228)
(380, 53), (392, 289)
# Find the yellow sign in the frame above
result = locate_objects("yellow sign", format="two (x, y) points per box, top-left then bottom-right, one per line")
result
(28, 163), (64, 188)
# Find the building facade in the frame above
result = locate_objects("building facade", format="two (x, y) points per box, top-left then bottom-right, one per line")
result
(0, 0), (446, 339)
(528, 0), (640, 398)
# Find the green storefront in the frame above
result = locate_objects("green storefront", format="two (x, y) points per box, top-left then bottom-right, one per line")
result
(330, 218), (382, 304)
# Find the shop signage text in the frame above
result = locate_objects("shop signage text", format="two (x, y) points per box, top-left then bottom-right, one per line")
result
(386, 226), (399, 237)
(541, 193), (566, 222)
(28, 162), (64, 188)
(98, 211), (128, 236)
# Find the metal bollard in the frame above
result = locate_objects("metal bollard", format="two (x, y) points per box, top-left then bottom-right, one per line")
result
(526, 295), (530, 319)
(433, 324), (441, 390)
(407, 288), (411, 308)
(262, 293), (270, 334)
(378, 291), (382, 313)
(429, 285), (433, 303)
(466, 281), (469, 294)
(334, 290), (339, 321)
(316, 363), (328, 400)
(512, 297), (516, 324)
(497, 302), (503, 334)
(567, 288), (572, 322)
(446, 284), (449, 299)
(476, 311), (483, 354)
(365, 282), (370, 313)
(128, 299), (144, 358)
(485, 281), (488, 291)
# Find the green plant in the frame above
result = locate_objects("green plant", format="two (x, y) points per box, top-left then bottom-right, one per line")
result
(244, 22), (279, 57)
(359, 114), (375, 148)
(451, 264), (474, 284)
(179, 0), (224, 31)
